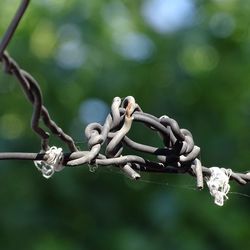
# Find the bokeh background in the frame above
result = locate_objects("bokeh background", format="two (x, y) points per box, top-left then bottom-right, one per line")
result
(1, 0), (250, 249)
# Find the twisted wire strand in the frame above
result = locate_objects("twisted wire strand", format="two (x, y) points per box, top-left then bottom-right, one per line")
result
(0, 52), (78, 152)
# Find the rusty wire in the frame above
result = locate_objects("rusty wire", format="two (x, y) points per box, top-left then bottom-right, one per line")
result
(1, 1), (250, 192)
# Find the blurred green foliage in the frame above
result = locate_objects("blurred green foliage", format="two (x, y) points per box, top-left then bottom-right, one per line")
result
(1, 0), (250, 249)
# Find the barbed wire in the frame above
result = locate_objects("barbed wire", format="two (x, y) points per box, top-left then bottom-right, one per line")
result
(1, 0), (250, 205)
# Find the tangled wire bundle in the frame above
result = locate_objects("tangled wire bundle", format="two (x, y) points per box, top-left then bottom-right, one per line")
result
(1, 0), (250, 206)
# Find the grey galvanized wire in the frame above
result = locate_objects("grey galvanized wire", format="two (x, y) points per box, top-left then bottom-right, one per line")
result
(1, 0), (250, 191)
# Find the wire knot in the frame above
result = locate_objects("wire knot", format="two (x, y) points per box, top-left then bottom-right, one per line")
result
(206, 167), (232, 206)
(34, 146), (64, 178)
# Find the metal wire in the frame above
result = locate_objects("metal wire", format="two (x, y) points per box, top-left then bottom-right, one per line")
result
(1, 1), (250, 190)
(1, 52), (78, 151)
(0, 0), (30, 57)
